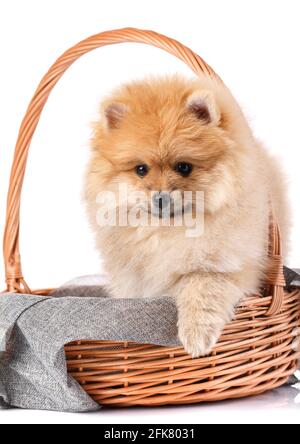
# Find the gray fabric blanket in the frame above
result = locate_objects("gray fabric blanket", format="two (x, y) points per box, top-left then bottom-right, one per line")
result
(0, 272), (299, 413)
(0, 287), (179, 412)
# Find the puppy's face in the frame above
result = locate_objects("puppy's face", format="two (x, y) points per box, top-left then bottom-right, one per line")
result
(87, 77), (240, 222)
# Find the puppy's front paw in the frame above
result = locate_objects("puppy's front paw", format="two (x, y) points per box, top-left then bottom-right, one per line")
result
(178, 319), (223, 358)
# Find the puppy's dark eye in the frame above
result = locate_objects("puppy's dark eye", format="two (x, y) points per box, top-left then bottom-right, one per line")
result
(175, 162), (193, 177)
(136, 164), (149, 177)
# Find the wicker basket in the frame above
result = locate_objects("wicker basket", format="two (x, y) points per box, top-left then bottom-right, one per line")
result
(2, 28), (300, 408)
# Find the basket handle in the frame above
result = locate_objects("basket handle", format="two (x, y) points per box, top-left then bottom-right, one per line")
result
(2, 27), (285, 315)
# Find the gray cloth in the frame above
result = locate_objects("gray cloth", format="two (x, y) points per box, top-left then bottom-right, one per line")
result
(0, 290), (179, 412)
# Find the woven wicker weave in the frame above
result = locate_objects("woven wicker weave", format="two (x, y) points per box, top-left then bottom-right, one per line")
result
(2, 28), (300, 407)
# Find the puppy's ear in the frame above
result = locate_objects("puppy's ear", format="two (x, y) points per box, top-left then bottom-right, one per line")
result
(187, 91), (220, 125)
(104, 103), (128, 129)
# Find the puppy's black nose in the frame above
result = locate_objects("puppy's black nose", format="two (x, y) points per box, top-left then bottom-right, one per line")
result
(152, 192), (171, 211)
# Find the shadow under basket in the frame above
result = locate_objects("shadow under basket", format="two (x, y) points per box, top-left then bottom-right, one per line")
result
(2, 28), (300, 408)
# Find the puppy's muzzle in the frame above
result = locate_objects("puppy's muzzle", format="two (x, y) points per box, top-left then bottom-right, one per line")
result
(151, 192), (177, 219)
(152, 192), (172, 213)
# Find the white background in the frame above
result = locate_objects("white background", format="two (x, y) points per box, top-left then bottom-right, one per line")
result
(0, 0), (299, 425)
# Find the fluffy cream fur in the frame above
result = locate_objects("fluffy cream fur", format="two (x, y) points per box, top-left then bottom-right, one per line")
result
(85, 75), (289, 357)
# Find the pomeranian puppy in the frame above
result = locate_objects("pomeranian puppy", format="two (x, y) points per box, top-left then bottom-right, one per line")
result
(84, 75), (289, 357)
